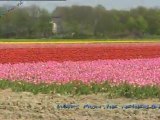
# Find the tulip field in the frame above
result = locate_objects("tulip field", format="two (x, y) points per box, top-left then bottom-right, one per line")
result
(0, 41), (160, 97)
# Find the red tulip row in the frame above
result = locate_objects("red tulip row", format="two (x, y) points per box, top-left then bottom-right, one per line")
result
(0, 43), (160, 64)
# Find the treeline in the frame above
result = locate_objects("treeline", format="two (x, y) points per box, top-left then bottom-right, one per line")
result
(0, 6), (52, 38)
(0, 5), (160, 39)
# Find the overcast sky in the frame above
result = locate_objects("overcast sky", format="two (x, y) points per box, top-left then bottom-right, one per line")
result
(0, 0), (160, 12)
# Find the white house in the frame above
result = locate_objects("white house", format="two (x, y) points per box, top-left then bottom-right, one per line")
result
(50, 16), (62, 34)
(50, 21), (58, 34)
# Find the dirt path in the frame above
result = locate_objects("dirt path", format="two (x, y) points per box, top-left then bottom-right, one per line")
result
(0, 89), (160, 120)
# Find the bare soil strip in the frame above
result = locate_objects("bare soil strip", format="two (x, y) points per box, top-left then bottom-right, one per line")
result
(0, 89), (160, 120)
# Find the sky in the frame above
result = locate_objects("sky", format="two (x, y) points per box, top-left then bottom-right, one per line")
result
(0, 0), (160, 12)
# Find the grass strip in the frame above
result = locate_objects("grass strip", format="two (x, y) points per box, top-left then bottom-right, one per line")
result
(0, 80), (160, 99)
(0, 39), (159, 43)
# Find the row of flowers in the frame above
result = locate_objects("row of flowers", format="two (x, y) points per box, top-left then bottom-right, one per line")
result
(0, 44), (160, 63)
(0, 57), (159, 86)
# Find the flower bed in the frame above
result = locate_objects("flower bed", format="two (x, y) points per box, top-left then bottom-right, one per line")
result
(0, 42), (159, 97)
(0, 43), (159, 87)
(0, 43), (160, 64)
(0, 58), (160, 86)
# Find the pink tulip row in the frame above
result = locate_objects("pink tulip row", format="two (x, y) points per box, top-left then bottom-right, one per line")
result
(0, 58), (160, 86)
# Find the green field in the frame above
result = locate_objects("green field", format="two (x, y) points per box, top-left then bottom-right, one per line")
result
(0, 80), (160, 99)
